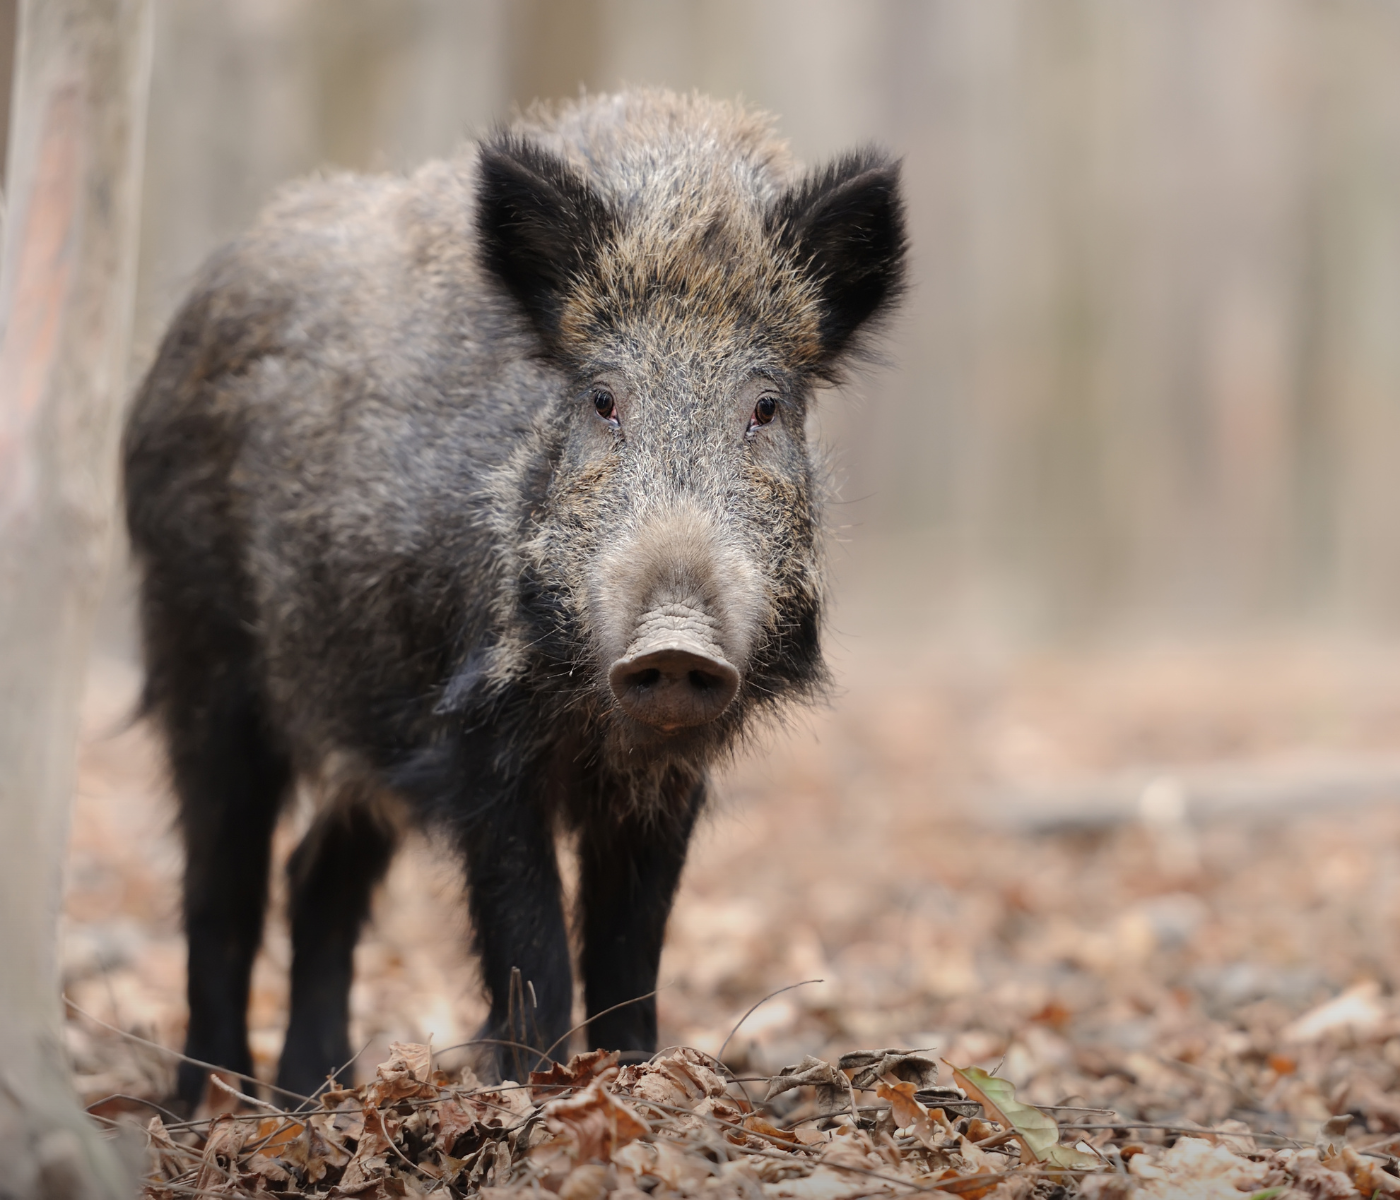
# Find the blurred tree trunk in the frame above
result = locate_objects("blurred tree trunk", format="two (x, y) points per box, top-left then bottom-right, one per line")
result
(0, 0), (150, 1193)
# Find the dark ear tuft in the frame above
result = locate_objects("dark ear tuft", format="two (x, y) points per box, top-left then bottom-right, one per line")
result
(769, 150), (907, 364)
(475, 135), (614, 348)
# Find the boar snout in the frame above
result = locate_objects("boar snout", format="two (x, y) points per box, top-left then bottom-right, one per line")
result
(592, 503), (765, 732)
(608, 604), (740, 730)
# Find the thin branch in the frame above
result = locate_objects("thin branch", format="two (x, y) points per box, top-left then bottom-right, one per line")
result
(84, 1093), (184, 1124)
(630, 1096), (819, 1155)
(422, 1035), (563, 1065)
(209, 1074), (283, 1115)
(648, 1042), (756, 1109)
(64, 996), (314, 1107)
(717, 980), (824, 1064)
(732, 1142), (1016, 1193)
(1059, 1121), (1297, 1143)
(295, 1037), (376, 1112)
(537, 982), (670, 1068)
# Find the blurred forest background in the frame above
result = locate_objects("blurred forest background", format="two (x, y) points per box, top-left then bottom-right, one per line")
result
(6, 0), (1399, 645)
(113, 0), (1400, 640)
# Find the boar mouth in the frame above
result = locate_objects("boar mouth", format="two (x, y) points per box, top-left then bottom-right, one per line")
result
(607, 605), (740, 731)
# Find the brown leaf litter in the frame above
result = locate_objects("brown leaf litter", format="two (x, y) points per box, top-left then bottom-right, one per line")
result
(129, 1038), (1400, 1200)
(63, 639), (1400, 1199)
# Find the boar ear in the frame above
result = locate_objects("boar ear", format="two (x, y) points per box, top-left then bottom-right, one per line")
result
(769, 150), (907, 365)
(476, 135), (614, 348)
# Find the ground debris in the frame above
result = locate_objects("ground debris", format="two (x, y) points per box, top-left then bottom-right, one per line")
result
(135, 1042), (1400, 1199)
(69, 644), (1400, 1200)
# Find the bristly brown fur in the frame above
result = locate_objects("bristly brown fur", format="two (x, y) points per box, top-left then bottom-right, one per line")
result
(122, 88), (907, 1099)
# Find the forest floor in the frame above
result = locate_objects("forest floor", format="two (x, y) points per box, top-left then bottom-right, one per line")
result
(64, 630), (1400, 1198)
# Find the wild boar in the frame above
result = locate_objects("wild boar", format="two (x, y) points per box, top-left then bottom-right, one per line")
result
(122, 89), (906, 1106)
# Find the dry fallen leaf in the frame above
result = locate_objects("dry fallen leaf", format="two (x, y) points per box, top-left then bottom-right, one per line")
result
(542, 1078), (650, 1163)
(529, 1048), (620, 1100)
(742, 1112), (800, 1144)
(619, 1046), (729, 1109)
(762, 1164), (878, 1200)
(1127, 1138), (1269, 1200)
(1282, 980), (1388, 1044)
(1322, 1144), (1400, 1196)
(143, 1033), (1400, 1200)
(239, 1115), (305, 1187)
(556, 1162), (611, 1200)
(950, 1064), (1102, 1171)
(765, 1055), (851, 1105)
(194, 1113), (248, 1194)
(877, 1078), (952, 1149)
(839, 1049), (941, 1090)
(365, 1042), (440, 1108)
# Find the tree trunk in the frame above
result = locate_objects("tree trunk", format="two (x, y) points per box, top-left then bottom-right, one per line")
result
(0, 0), (151, 1194)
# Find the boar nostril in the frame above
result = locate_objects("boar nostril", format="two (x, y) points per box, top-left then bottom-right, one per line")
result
(608, 645), (739, 730)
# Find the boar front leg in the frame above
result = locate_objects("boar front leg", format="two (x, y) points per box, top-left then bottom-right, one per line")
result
(578, 774), (705, 1055)
(454, 765), (572, 1081)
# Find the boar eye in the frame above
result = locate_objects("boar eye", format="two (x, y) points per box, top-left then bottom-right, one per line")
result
(749, 395), (778, 431)
(591, 386), (619, 426)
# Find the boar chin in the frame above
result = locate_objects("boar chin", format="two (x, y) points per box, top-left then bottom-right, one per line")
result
(604, 705), (739, 765)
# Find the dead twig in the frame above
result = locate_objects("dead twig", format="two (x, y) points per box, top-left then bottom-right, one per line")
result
(630, 1096), (820, 1155)
(207, 1074), (283, 1115)
(731, 1143), (1031, 1194)
(65, 997), (314, 1108)
(537, 982), (671, 1067)
(1057, 1121), (1295, 1142)
(1157, 1055), (1262, 1110)
(85, 1093), (185, 1124)
(717, 980), (824, 1064)
(296, 1036), (376, 1111)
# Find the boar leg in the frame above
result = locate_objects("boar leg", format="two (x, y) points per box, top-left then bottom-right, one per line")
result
(457, 780), (572, 1080)
(578, 775), (705, 1054)
(277, 799), (398, 1099)
(164, 661), (291, 1111)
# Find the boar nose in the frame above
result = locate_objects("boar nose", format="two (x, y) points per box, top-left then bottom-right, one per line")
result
(608, 643), (740, 730)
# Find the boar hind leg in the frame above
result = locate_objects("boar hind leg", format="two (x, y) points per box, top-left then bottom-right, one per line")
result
(158, 649), (292, 1111)
(578, 775), (705, 1056)
(277, 796), (398, 1100)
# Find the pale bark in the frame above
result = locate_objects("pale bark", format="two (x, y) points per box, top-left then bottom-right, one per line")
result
(0, 0), (151, 1194)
